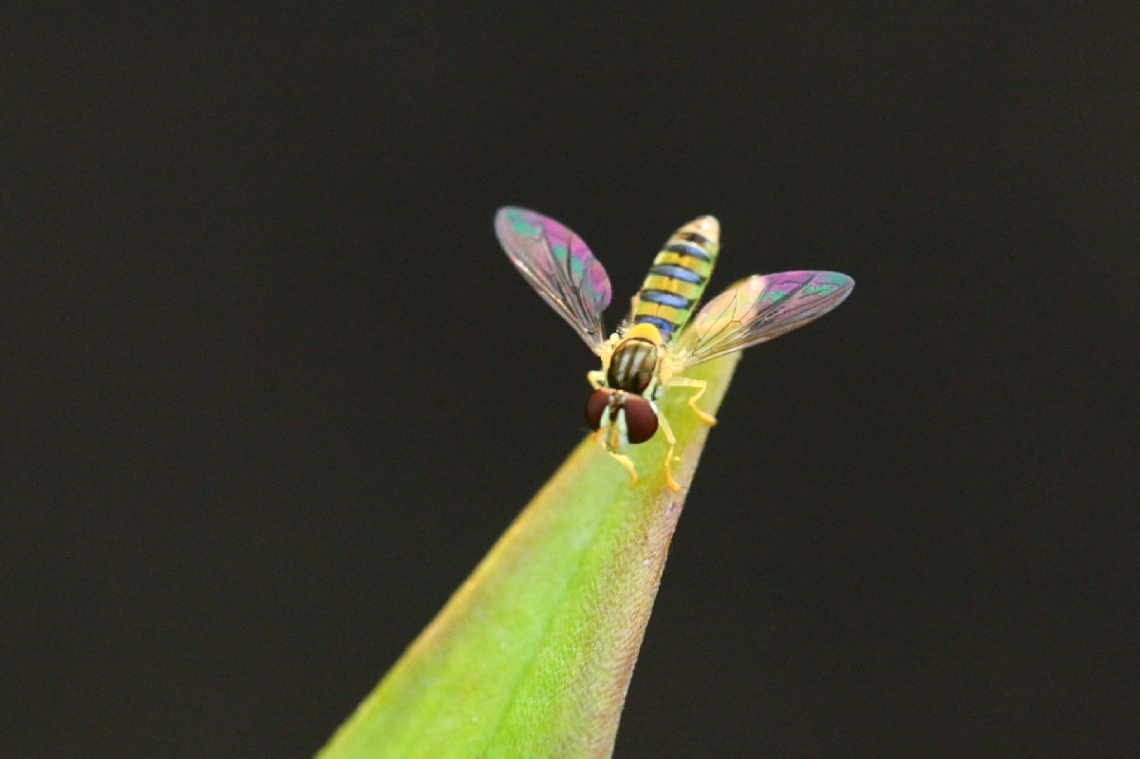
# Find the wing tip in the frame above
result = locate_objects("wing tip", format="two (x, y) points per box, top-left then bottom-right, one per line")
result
(494, 204), (527, 224)
(829, 272), (856, 300)
(805, 271), (856, 308)
(494, 205), (544, 241)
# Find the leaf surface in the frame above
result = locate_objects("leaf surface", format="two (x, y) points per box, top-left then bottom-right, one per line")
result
(318, 353), (741, 759)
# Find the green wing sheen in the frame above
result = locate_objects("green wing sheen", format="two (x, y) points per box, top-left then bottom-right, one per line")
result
(674, 271), (854, 367)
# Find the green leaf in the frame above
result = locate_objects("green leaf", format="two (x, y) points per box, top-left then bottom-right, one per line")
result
(317, 353), (741, 759)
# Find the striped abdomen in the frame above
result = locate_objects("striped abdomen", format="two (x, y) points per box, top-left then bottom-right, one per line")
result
(632, 215), (720, 341)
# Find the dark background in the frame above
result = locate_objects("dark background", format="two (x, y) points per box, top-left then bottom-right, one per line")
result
(3, 4), (1136, 757)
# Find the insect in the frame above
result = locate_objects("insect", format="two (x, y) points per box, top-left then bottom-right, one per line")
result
(495, 207), (854, 491)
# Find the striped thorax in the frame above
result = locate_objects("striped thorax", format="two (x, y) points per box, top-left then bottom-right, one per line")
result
(607, 325), (663, 394)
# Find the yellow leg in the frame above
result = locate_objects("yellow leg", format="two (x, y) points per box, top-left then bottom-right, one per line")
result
(587, 370), (606, 390)
(653, 405), (681, 492)
(610, 452), (638, 485)
(668, 377), (717, 425)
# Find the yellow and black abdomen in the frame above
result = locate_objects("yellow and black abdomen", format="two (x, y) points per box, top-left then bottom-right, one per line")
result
(632, 215), (720, 341)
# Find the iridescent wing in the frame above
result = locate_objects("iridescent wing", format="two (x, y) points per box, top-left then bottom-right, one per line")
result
(495, 206), (613, 352)
(672, 271), (854, 368)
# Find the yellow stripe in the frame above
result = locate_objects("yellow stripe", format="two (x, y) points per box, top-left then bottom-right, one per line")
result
(654, 251), (689, 267)
(653, 250), (714, 277)
(637, 302), (686, 325)
(641, 275), (703, 300)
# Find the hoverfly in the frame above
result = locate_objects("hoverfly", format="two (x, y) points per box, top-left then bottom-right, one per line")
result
(495, 207), (854, 491)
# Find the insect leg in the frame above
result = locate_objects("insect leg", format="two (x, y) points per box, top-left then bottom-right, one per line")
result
(610, 452), (639, 485)
(651, 404), (682, 492)
(667, 376), (717, 425)
(587, 370), (606, 389)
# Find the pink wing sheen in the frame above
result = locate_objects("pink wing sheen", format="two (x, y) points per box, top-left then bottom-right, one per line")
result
(495, 206), (612, 351)
(674, 271), (854, 367)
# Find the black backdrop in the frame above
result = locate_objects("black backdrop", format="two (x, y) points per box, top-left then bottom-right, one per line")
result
(3, 5), (1137, 757)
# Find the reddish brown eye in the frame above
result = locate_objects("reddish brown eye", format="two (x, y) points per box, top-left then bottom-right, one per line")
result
(622, 395), (659, 444)
(585, 388), (613, 430)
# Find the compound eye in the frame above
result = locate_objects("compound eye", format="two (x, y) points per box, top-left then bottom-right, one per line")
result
(585, 388), (614, 430)
(622, 395), (659, 444)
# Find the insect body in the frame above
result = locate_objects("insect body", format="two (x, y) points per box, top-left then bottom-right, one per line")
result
(495, 207), (854, 491)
